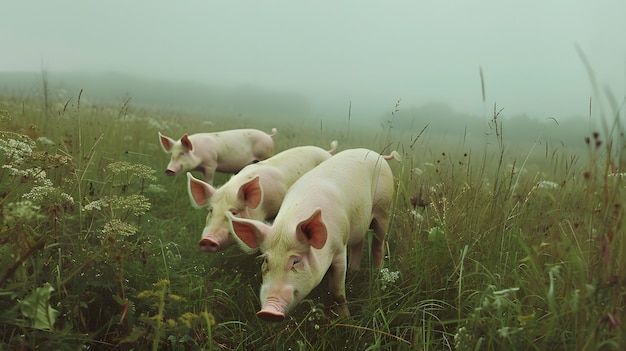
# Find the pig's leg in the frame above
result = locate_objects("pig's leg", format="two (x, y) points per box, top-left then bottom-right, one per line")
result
(327, 254), (350, 318)
(348, 239), (364, 271)
(201, 165), (217, 185)
(370, 218), (388, 269)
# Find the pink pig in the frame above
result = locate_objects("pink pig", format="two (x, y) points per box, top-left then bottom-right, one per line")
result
(227, 148), (400, 322)
(158, 128), (277, 184)
(187, 141), (338, 252)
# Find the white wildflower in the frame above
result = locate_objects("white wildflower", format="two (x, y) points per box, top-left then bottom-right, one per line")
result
(454, 326), (472, 350)
(101, 219), (138, 237)
(608, 172), (626, 178)
(37, 137), (55, 146)
(380, 268), (400, 290)
(83, 198), (110, 211)
(13, 167), (51, 186)
(1, 164), (22, 175)
(0, 137), (34, 160)
(113, 194), (151, 216)
(537, 180), (559, 189)
(22, 185), (74, 209)
(107, 161), (157, 181)
(410, 209), (423, 222)
(83, 195), (150, 216)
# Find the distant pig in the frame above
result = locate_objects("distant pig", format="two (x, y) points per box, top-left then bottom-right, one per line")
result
(158, 128), (277, 184)
(227, 148), (400, 322)
(188, 141), (338, 253)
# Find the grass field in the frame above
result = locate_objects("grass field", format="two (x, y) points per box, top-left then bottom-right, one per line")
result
(0, 90), (624, 350)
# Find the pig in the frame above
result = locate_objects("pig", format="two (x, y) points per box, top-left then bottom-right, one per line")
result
(158, 128), (277, 184)
(187, 141), (339, 253)
(227, 148), (400, 322)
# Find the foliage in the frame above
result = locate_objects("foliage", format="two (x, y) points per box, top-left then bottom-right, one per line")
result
(0, 88), (624, 351)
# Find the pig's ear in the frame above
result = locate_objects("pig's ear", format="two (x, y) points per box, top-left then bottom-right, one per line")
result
(181, 134), (193, 151)
(187, 173), (215, 208)
(238, 176), (262, 209)
(297, 209), (327, 250)
(158, 132), (175, 153)
(227, 212), (268, 252)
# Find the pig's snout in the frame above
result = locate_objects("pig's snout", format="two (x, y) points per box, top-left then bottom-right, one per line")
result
(165, 163), (181, 176)
(199, 238), (220, 252)
(257, 297), (287, 322)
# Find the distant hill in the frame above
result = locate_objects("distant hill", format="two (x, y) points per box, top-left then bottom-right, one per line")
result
(380, 101), (595, 150)
(0, 71), (611, 151)
(0, 71), (312, 121)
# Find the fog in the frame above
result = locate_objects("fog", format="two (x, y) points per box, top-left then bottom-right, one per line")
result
(1, 1), (625, 123)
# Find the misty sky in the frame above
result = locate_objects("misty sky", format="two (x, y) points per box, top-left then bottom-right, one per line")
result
(1, 1), (625, 119)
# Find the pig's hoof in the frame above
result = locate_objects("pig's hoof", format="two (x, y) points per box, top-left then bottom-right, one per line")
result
(257, 310), (286, 322)
(328, 301), (351, 320)
(199, 238), (219, 252)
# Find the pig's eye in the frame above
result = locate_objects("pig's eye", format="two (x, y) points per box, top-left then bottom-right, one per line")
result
(290, 256), (302, 272)
(229, 209), (240, 216)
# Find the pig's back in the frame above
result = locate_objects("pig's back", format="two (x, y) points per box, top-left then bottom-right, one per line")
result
(308, 148), (392, 186)
(283, 148), (393, 213)
(262, 146), (332, 183)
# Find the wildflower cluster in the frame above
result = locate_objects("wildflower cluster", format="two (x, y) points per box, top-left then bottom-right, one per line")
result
(380, 268), (400, 290)
(2, 165), (51, 185)
(537, 180), (559, 190)
(0, 132), (35, 163)
(101, 219), (139, 238)
(21, 185), (74, 213)
(84, 194), (151, 217)
(28, 150), (73, 170)
(0, 132), (74, 214)
(114, 194), (151, 216)
(106, 161), (157, 181)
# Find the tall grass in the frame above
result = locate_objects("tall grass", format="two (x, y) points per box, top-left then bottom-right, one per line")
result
(0, 87), (624, 350)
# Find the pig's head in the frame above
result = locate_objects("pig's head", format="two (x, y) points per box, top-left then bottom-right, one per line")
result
(158, 132), (200, 176)
(198, 176), (263, 253)
(227, 209), (328, 322)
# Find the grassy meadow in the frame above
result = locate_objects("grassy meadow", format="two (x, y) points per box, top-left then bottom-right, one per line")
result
(0, 90), (625, 350)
